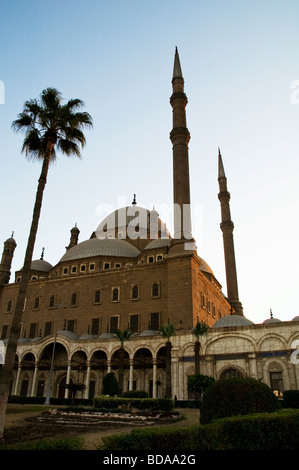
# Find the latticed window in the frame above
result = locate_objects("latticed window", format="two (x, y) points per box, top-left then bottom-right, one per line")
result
(152, 283), (159, 297)
(91, 318), (100, 335)
(67, 320), (75, 332)
(34, 297), (40, 310)
(150, 312), (159, 331)
(49, 295), (55, 308)
(71, 292), (77, 306)
(44, 321), (52, 336)
(112, 288), (119, 302)
(29, 322), (37, 339)
(110, 316), (119, 333)
(94, 289), (101, 303)
(132, 285), (139, 299)
(220, 368), (243, 380)
(130, 314), (139, 333)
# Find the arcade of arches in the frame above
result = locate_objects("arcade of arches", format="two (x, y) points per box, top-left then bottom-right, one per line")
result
(7, 322), (299, 401)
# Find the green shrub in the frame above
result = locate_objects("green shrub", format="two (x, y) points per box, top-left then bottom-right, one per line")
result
(122, 390), (149, 398)
(99, 410), (299, 451)
(93, 396), (173, 411)
(1, 437), (84, 451)
(100, 426), (208, 451)
(283, 390), (299, 408)
(200, 377), (281, 424)
(206, 410), (299, 450)
(102, 372), (120, 396)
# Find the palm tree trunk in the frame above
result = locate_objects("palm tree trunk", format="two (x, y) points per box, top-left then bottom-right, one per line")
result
(118, 347), (124, 396)
(0, 147), (52, 439)
(194, 340), (200, 375)
(165, 341), (172, 398)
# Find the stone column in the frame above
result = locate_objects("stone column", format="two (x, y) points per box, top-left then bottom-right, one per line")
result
(65, 360), (72, 398)
(31, 362), (38, 396)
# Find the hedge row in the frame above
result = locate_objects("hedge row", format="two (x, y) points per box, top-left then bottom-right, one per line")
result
(100, 409), (299, 451)
(8, 395), (93, 406)
(93, 396), (174, 411)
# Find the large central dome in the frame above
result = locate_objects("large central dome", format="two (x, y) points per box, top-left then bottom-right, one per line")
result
(59, 238), (140, 262)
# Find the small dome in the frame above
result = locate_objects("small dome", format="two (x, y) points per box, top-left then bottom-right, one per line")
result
(144, 238), (171, 250)
(31, 259), (53, 272)
(18, 337), (30, 343)
(99, 332), (115, 339)
(263, 317), (281, 324)
(79, 334), (97, 340)
(139, 329), (159, 336)
(31, 336), (42, 342)
(212, 315), (254, 328)
(59, 238), (140, 262)
(57, 330), (78, 340)
(292, 316), (299, 321)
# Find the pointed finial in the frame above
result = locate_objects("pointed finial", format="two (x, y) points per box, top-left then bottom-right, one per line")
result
(173, 46), (183, 79)
(132, 194), (137, 206)
(270, 308), (273, 318)
(40, 247), (45, 260)
(11, 231), (14, 238)
(218, 147), (226, 179)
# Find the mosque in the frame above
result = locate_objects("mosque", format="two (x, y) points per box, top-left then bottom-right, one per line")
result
(0, 49), (298, 401)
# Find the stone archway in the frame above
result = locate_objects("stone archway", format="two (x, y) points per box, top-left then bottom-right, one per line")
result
(133, 348), (153, 396)
(39, 342), (68, 400)
(90, 350), (108, 397)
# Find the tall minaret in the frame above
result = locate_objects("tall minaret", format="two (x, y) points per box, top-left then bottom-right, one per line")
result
(169, 47), (193, 251)
(218, 149), (243, 315)
(0, 234), (17, 284)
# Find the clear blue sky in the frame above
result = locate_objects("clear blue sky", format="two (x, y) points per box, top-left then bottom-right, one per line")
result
(0, 0), (299, 324)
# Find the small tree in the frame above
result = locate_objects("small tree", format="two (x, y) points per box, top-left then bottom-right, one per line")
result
(192, 321), (209, 375)
(187, 374), (215, 399)
(102, 372), (120, 397)
(65, 382), (86, 405)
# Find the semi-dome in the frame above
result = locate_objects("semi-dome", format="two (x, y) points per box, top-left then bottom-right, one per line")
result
(212, 315), (254, 328)
(59, 238), (140, 262)
(198, 257), (214, 275)
(144, 238), (171, 250)
(292, 316), (299, 321)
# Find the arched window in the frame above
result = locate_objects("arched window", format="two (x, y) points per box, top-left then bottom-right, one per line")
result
(112, 288), (119, 302)
(132, 285), (139, 300)
(95, 289), (101, 303)
(71, 292), (77, 306)
(152, 282), (159, 297)
(49, 295), (55, 308)
(220, 368), (243, 380)
(34, 297), (40, 310)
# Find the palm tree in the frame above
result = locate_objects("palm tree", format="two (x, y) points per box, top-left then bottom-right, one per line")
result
(160, 323), (175, 398)
(192, 321), (209, 375)
(0, 88), (92, 438)
(114, 329), (133, 395)
(65, 382), (86, 406)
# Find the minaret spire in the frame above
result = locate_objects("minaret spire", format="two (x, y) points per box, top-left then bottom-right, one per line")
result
(169, 47), (193, 250)
(218, 148), (243, 315)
